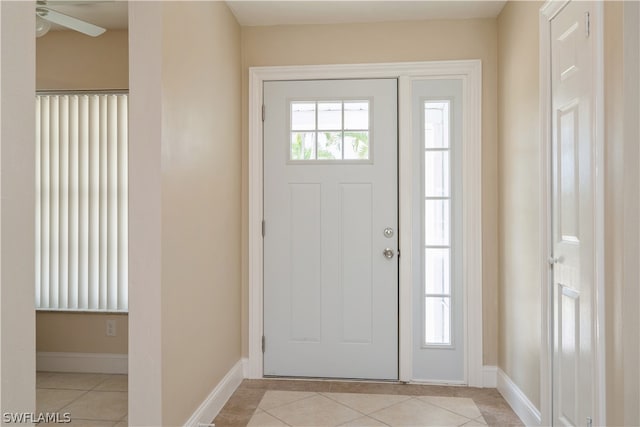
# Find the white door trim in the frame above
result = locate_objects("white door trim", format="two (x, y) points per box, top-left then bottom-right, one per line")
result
(539, 1), (606, 425)
(248, 61), (483, 385)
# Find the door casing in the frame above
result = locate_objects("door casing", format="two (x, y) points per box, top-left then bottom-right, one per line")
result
(540, 1), (606, 425)
(248, 61), (483, 385)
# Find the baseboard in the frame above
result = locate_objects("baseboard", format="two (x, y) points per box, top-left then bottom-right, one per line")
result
(184, 359), (245, 427)
(36, 352), (128, 374)
(242, 357), (250, 378)
(483, 365), (497, 388)
(497, 368), (542, 426)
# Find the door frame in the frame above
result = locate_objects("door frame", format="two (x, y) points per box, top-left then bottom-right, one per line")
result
(539, 1), (606, 425)
(248, 61), (483, 385)
(626, 3), (640, 424)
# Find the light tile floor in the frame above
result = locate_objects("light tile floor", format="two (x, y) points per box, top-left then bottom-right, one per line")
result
(36, 372), (127, 426)
(214, 379), (524, 427)
(249, 391), (486, 426)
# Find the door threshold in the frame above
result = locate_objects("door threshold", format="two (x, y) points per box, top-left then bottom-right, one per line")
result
(262, 376), (470, 387)
(263, 375), (401, 384)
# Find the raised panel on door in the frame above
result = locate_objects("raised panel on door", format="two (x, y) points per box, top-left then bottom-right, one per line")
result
(340, 183), (374, 344)
(289, 183), (322, 343)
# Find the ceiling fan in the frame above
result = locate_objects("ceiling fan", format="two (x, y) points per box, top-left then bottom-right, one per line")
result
(36, 0), (107, 38)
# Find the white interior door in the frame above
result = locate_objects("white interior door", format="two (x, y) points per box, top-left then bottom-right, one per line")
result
(263, 79), (398, 380)
(551, 2), (596, 425)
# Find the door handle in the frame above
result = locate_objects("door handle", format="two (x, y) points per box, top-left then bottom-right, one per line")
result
(548, 256), (564, 266)
(383, 248), (395, 259)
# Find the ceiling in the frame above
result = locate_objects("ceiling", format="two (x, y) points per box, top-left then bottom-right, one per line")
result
(42, 0), (507, 32)
(226, 1), (507, 27)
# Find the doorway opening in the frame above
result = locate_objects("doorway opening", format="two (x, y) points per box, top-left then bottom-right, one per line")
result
(248, 61), (483, 385)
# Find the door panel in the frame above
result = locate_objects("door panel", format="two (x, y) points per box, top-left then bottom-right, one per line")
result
(289, 183), (321, 342)
(551, 1), (595, 425)
(340, 183), (374, 344)
(263, 79), (398, 380)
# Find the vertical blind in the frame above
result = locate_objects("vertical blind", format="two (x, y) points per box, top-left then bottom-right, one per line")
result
(36, 93), (128, 312)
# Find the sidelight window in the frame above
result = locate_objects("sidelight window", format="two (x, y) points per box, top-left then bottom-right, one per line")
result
(423, 101), (452, 346)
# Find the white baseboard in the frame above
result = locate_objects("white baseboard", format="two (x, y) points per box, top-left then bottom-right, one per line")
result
(497, 368), (541, 426)
(184, 358), (245, 427)
(483, 365), (497, 388)
(242, 357), (250, 378)
(37, 352), (128, 374)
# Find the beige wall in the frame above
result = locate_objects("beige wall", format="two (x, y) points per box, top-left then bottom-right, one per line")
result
(496, 0), (543, 410)
(36, 30), (128, 90)
(35, 29), (129, 356)
(159, 2), (242, 425)
(603, 3), (640, 425)
(240, 18), (500, 366)
(622, 3), (640, 425)
(604, 2), (625, 425)
(36, 313), (128, 354)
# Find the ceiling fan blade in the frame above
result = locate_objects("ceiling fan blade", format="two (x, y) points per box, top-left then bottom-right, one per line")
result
(39, 0), (114, 5)
(37, 7), (106, 37)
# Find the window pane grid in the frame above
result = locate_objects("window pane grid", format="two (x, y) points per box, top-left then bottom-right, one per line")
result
(290, 100), (370, 161)
(423, 100), (452, 346)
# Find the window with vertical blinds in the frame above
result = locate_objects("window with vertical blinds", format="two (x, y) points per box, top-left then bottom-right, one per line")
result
(36, 93), (128, 312)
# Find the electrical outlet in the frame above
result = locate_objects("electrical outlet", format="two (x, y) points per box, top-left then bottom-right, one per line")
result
(106, 319), (117, 337)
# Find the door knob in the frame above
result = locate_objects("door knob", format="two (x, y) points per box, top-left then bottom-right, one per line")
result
(383, 227), (394, 238)
(383, 248), (395, 259)
(548, 256), (563, 265)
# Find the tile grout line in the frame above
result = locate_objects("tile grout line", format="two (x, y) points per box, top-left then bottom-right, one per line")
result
(58, 381), (114, 421)
(257, 390), (481, 427)
(261, 392), (364, 427)
(319, 391), (403, 422)
(56, 389), (91, 415)
(37, 373), (128, 423)
(261, 393), (335, 426)
(334, 410), (392, 427)
(262, 409), (293, 427)
(366, 402), (404, 426)
(363, 396), (473, 427)
(250, 390), (298, 426)
(259, 391), (321, 412)
(325, 391), (413, 415)
(234, 380), (521, 427)
(318, 392), (379, 422)
(414, 396), (482, 422)
(253, 405), (294, 427)
(90, 375), (111, 391)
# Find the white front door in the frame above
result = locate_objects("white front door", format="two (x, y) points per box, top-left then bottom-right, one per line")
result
(551, 1), (596, 425)
(263, 79), (398, 380)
